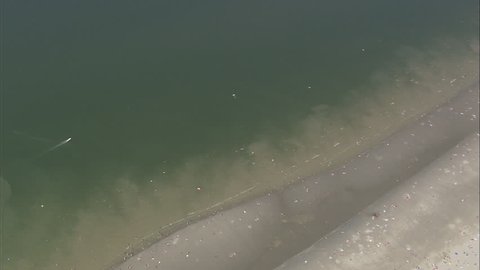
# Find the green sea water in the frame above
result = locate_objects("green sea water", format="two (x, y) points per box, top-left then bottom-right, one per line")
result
(1, 0), (479, 269)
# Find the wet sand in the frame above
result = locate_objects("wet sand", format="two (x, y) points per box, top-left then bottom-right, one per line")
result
(275, 133), (479, 270)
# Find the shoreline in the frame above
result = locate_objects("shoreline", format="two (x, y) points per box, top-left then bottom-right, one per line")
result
(112, 80), (479, 269)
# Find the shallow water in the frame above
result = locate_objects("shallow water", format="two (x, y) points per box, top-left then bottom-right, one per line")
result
(1, 0), (479, 269)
